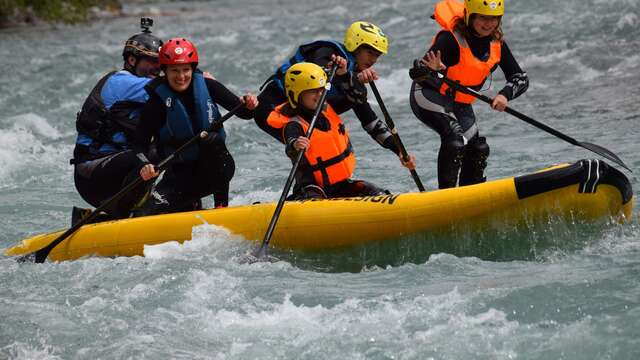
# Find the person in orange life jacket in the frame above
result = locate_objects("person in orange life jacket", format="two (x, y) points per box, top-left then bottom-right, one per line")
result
(133, 38), (258, 215)
(255, 21), (409, 162)
(267, 62), (415, 200)
(409, 0), (529, 189)
(71, 18), (163, 220)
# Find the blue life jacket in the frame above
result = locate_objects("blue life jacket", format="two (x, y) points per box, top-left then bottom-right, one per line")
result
(274, 40), (356, 99)
(153, 70), (222, 162)
(73, 70), (150, 164)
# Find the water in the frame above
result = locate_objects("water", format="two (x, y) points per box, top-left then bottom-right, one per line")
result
(1, 0), (639, 358)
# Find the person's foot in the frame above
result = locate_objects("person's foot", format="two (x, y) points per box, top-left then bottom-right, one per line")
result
(71, 206), (111, 226)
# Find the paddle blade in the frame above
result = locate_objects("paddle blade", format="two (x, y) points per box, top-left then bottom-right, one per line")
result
(579, 142), (631, 172)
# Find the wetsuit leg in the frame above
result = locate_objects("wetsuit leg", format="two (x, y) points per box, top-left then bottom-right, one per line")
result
(459, 136), (490, 186)
(74, 150), (147, 218)
(328, 179), (389, 198)
(190, 141), (236, 208)
(410, 82), (466, 189)
(254, 81), (288, 143)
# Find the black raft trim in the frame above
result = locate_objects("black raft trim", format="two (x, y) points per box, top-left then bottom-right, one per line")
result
(514, 159), (633, 204)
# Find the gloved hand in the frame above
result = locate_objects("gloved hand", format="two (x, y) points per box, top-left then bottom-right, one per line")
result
(200, 130), (221, 144)
(409, 59), (432, 82)
(340, 72), (368, 105)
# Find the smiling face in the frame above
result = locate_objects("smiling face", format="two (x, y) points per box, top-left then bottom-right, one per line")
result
(354, 46), (382, 71)
(471, 14), (501, 37)
(165, 63), (193, 92)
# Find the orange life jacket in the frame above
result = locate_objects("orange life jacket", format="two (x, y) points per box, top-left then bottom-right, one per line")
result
(432, 0), (502, 104)
(267, 103), (356, 187)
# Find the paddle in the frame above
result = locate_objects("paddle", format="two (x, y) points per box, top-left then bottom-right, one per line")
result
(253, 63), (339, 260)
(430, 70), (631, 172)
(17, 102), (245, 264)
(369, 80), (426, 192)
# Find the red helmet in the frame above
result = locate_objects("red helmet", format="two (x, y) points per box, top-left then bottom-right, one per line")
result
(159, 38), (199, 66)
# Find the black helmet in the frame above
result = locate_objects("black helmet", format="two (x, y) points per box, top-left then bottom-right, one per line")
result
(122, 32), (163, 61)
(122, 18), (162, 62)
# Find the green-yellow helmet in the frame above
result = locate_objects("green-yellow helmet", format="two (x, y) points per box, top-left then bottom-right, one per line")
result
(343, 21), (388, 54)
(284, 62), (328, 109)
(464, 0), (504, 25)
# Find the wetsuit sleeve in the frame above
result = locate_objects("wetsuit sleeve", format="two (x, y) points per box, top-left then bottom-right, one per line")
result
(305, 46), (368, 106)
(283, 121), (305, 158)
(352, 103), (400, 155)
(425, 31), (461, 69)
(497, 41), (529, 101)
(205, 78), (255, 119)
(133, 93), (165, 156)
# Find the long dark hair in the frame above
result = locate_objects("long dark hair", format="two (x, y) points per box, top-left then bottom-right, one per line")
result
(453, 14), (503, 42)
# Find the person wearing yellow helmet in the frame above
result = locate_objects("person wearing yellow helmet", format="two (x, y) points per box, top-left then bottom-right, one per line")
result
(254, 21), (415, 171)
(265, 62), (407, 199)
(408, 0), (529, 189)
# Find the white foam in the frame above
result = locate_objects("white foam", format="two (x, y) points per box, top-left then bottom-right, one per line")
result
(616, 13), (638, 30)
(143, 223), (247, 261)
(0, 114), (70, 183)
(2, 339), (62, 360)
(373, 68), (412, 104)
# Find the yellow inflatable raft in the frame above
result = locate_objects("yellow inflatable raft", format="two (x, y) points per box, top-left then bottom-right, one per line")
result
(5, 159), (634, 262)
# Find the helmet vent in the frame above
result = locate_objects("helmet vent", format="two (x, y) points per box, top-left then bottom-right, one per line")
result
(291, 70), (302, 75)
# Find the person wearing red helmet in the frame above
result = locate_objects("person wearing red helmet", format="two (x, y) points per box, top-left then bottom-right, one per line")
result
(71, 18), (163, 223)
(133, 38), (258, 214)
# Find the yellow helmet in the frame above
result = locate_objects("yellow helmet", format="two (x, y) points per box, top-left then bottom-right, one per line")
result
(343, 21), (388, 55)
(284, 62), (328, 109)
(464, 0), (504, 25)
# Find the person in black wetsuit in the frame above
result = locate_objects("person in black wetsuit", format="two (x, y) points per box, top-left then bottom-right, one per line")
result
(133, 38), (258, 215)
(255, 21), (415, 168)
(71, 18), (163, 221)
(409, 0), (529, 189)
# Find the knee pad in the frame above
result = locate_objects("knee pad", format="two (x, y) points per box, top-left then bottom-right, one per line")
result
(302, 184), (327, 199)
(440, 135), (465, 164)
(466, 136), (490, 160)
(460, 137), (490, 186)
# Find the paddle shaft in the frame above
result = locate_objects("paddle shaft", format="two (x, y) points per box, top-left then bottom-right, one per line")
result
(369, 81), (425, 192)
(255, 64), (339, 258)
(434, 72), (631, 172)
(23, 103), (245, 263)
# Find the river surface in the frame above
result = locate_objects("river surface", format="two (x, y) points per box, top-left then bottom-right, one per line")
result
(1, 0), (639, 358)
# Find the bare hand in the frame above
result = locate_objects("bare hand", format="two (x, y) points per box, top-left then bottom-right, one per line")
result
(491, 94), (508, 112)
(400, 154), (417, 170)
(242, 93), (259, 110)
(139, 164), (159, 181)
(293, 136), (310, 151)
(203, 71), (215, 80)
(357, 67), (379, 83)
(328, 54), (348, 76)
(424, 50), (446, 71)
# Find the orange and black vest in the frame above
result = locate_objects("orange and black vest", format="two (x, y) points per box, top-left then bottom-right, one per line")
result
(432, 0), (502, 104)
(267, 103), (356, 187)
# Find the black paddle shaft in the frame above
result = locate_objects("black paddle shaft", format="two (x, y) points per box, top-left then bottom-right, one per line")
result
(254, 64), (339, 259)
(369, 81), (426, 192)
(19, 103), (245, 264)
(434, 72), (631, 172)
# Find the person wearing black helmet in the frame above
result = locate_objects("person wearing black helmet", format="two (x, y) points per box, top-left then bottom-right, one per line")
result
(70, 18), (163, 222)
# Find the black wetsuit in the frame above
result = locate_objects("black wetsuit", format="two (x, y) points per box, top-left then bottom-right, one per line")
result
(134, 76), (254, 213)
(255, 43), (400, 157)
(409, 30), (529, 188)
